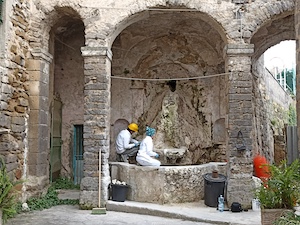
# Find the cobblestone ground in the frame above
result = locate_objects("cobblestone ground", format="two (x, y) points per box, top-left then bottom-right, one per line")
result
(6, 205), (213, 225)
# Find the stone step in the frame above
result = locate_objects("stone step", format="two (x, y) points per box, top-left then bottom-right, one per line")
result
(56, 189), (80, 200)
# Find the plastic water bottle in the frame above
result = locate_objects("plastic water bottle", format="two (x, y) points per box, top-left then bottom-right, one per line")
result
(218, 195), (224, 212)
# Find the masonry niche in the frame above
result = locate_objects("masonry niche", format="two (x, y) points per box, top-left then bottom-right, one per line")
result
(49, 9), (85, 182)
(110, 10), (228, 165)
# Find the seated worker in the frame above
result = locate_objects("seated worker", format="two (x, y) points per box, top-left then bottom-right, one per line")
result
(136, 126), (161, 167)
(115, 123), (140, 163)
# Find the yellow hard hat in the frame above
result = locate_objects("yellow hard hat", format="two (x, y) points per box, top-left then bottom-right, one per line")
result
(128, 123), (138, 132)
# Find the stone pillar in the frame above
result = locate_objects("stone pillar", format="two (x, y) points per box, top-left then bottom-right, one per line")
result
(26, 49), (52, 189)
(79, 47), (112, 209)
(296, 0), (300, 156)
(224, 44), (254, 208)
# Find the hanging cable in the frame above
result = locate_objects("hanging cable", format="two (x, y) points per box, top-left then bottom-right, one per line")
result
(111, 72), (230, 81)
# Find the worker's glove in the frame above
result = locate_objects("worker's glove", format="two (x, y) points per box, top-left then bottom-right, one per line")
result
(134, 142), (140, 147)
(155, 153), (160, 158)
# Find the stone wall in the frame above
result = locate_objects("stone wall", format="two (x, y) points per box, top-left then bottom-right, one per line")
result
(0, 0), (31, 195)
(252, 57), (295, 163)
(110, 162), (227, 204)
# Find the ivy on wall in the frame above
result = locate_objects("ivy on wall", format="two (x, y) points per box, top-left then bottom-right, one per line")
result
(288, 104), (297, 126)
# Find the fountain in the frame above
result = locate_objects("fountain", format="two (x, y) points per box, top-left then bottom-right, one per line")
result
(110, 89), (227, 204)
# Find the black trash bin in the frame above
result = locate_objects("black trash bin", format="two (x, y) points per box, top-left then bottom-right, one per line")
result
(203, 173), (226, 207)
(111, 184), (129, 202)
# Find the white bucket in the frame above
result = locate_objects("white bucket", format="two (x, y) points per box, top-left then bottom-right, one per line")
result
(252, 198), (260, 211)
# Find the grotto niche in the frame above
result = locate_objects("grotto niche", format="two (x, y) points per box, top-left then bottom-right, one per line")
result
(110, 11), (227, 165)
(111, 76), (228, 165)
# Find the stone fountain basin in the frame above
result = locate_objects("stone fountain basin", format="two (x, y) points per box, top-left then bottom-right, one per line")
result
(110, 162), (227, 204)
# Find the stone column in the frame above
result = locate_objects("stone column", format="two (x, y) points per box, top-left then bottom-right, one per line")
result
(26, 49), (52, 189)
(296, 0), (300, 155)
(224, 44), (254, 209)
(79, 47), (112, 209)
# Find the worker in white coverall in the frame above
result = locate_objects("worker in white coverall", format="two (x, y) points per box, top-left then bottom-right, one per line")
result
(136, 126), (161, 167)
(115, 123), (140, 163)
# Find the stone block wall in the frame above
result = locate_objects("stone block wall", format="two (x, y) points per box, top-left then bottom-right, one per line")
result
(110, 162), (227, 204)
(0, 0), (30, 189)
(252, 57), (295, 163)
(79, 47), (112, 208)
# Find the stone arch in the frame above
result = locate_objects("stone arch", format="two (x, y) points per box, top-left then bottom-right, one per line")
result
(109, 6), (229, 165)
(49, 7), (85, 179)
(250, 12), (295, 61)
(29, 4), (83, 51)
(241, 1), (294, 49)
(107, 4), (229, 48)
(249, 7), (295, 162)
(109, 119), (130, 161)
(26, 5), (85, 193)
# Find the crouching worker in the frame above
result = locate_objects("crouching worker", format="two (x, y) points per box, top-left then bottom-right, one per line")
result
(136, 126), (161, 167)
(116, 123), (140, 163)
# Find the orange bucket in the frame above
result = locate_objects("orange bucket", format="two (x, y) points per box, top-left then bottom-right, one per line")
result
(253, 155), (270, 179)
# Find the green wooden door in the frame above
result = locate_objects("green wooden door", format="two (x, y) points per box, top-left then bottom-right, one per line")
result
(50, 99), (62, 182)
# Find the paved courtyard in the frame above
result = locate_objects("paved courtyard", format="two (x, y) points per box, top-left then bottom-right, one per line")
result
(6, 205), (213, 225)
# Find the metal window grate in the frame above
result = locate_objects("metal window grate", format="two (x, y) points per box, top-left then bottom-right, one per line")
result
(73, 125), (84, 185)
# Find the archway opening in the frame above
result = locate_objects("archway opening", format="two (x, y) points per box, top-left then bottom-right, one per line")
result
(48, 9), (85, 182)
(251, 13), (296, 164)
(110, 10), (227, 165)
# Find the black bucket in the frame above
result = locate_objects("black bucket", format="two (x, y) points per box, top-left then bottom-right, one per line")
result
(203, 173), (226, 207)
(111, 184), (129, 202)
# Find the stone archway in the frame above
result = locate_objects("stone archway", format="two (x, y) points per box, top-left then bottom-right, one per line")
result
(49, 10), (85, 179)
(250, 11), (295, 162)
(251, 13), (295, 62)
(110, 9), (228, 165)
(25, 6), (85, 196)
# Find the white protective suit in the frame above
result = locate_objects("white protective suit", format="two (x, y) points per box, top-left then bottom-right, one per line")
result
(115, 129), (138, 154)
(136, 136), (161, 166)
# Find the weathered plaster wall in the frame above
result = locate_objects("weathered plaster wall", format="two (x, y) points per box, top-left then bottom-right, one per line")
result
(53, 18), (85, 176)
(110, 11), (227, 164)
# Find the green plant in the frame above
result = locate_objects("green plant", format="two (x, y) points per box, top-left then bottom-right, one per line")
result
(274, 211), (300, 225)
(51, 177), (80, 190)
(0, 157), (19, 223)
(288, 104), (297, 126)
(23, 177), (79, 212)
(256, 159), (300, 209)
(25, 186), (78, 211)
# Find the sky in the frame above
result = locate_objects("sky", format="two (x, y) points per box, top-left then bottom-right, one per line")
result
(264, 40), (296, 71)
